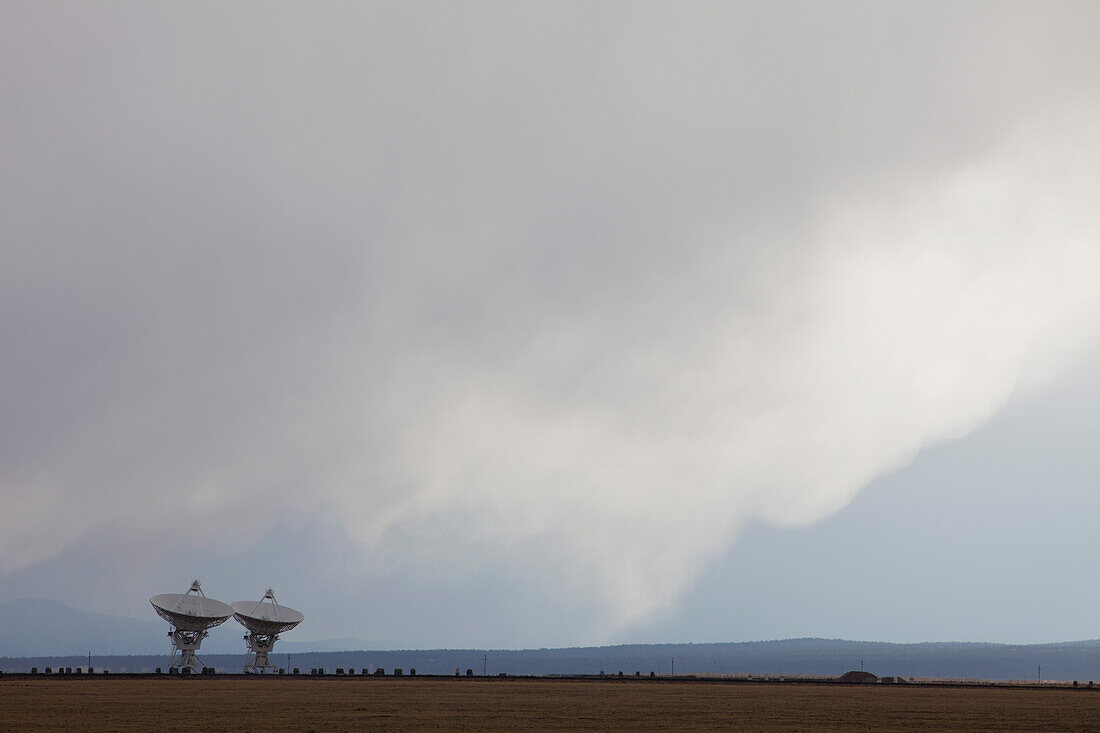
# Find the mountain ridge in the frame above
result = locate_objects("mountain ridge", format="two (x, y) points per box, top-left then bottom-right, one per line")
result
(0, 598), (381, 656)
(4, 599), (1100, 680)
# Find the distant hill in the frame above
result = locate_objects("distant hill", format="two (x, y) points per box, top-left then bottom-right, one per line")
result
(5, 636), (1100, 681)
(4, 599), (1100, 680)
(0, 598), (168, 657)
(269, 638), (1098, 681)
(277, 637), (392, 653)
(0, 598), (383, 658)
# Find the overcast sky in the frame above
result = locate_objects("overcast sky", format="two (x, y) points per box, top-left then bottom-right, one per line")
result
(3, 2), (1100, 648)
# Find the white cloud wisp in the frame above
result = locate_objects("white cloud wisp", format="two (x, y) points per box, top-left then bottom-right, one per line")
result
(2, 3), (1100, 642)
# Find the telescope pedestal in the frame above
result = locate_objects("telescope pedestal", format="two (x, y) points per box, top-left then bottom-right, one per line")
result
(168, 629), (209, 671)
(243, 632), (278, 673)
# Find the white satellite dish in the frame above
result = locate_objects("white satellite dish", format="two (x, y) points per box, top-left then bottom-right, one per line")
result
(231, 588), (304, 673)
(150, 580), (233, 671)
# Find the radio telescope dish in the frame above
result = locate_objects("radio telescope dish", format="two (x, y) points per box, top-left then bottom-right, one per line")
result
(149, 580), (232, 671)
(231, 588), (304, 673)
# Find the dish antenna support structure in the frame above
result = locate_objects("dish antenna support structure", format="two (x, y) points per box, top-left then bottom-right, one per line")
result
(149, 580), (233, 671)
(231, 589), (304, 673)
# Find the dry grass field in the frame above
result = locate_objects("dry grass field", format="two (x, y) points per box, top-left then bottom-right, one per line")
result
(3, 676), (1100, 732)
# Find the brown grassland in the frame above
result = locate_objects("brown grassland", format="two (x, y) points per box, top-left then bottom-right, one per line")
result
(3, 676), (1100, 732)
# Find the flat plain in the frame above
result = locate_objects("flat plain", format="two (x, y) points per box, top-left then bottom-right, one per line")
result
(3, 676), (1100, 731)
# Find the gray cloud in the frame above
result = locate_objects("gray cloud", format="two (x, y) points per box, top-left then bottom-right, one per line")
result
(3, 2), (1100, 641)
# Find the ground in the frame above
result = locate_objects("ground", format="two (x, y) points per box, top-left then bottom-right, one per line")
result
(3, 676), (1100, 731)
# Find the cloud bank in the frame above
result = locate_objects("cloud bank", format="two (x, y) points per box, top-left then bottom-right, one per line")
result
(2, 2), (1099, 639)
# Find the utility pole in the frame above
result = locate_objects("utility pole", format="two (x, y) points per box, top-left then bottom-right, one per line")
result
(671, 657), (674, 677)
(483, 654), (487, 676)
(88, 651), (91, 672)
